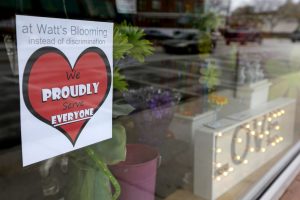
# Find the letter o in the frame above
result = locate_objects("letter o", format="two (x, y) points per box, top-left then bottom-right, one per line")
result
(61, 86), (70, 99)
(79, 110), (85, 118)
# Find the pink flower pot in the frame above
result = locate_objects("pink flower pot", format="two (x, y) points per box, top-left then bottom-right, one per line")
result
(110, 144), (160, 200)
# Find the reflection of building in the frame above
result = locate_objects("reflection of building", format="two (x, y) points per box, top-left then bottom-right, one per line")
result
(137, 0), (204, 12)
(134, 0), (205, 27)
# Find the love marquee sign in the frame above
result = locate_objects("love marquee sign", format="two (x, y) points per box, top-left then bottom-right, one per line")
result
(194, 98), (296, 200)
(16, 15), (113, 166)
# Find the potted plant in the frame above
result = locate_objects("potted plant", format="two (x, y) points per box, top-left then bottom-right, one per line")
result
(122, 87), (181, 146)
(193, 12), (221, 54)
(109, 143), (160, 200)
(39, 23), (154, 200)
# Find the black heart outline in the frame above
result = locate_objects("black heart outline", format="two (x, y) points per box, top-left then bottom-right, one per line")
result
(23, 46), (112, 146)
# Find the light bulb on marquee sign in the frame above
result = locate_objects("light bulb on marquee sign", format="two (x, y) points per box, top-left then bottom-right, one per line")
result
(214, 109), (286, 181)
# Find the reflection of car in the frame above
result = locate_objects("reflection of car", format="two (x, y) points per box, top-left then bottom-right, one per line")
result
(143, 30), (172, 43)
(162, 32), (216, 54)
(291, 29), (300, 42)
(223, 28), (262, 45)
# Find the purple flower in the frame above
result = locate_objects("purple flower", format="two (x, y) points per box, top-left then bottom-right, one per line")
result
(123, 87), (181, 146)
(123, 87), (180, 119)
(148, 91), (174, 118)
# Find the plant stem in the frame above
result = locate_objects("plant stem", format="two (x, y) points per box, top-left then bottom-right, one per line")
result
(85, 148), (121, 200)
(62, 0), (69, 18)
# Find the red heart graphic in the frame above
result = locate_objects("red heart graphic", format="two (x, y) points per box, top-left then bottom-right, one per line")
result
(23, 47), (111, 146)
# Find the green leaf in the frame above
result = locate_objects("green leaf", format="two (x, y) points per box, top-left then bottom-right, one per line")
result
(90, 123), (126, 165)
(113, 23), (154, 93)
(65, 160), (112, 200)
(117, 23), (154, 62)
(66, 124), (126, 200)
(129, 38), (154, 62)
(113, 26), (133, 61)
(113, 103), (135, 118)
(113, 67), (128, 91)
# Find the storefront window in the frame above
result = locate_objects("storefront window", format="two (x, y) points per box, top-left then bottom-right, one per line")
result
(1, 0), (300, 200)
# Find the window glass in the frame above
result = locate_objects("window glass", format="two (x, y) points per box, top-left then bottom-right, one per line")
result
(0, 0), (300, 200)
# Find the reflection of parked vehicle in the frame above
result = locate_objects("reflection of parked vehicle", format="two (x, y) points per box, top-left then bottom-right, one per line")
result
(162, 32), (216, 54)
(291, 28), (300, 42)
(223, 28), (262, 45)
(143, 29), (172, 43)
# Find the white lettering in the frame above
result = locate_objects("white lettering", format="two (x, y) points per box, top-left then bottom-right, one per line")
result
(79, 84), (86, 96)
(51, 108), (95, 126)
(52, 88), (61, 100)
(61, 86), (70, 99)
(51, 115), (56, 125)
(41, 82), (100, 102)
(42, 89), (52, 102)
(92, 82), (99, 94)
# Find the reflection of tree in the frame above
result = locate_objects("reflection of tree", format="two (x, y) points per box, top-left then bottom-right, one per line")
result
(231, 0), (284, 31)
(194, 12), (221, 32)
(260, 11), (282, 32)
(231, 6), (262, 28)
(253, 0), (284, 12)
(280, 0), (300, 26)
(254, 0), (285, 32)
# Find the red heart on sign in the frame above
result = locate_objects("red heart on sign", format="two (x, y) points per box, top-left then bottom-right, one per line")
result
(23, 47), (111, 146)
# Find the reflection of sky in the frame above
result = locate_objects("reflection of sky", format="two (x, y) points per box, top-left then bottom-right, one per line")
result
(231, 0), (300, 11)
(231, 0), (251, 11)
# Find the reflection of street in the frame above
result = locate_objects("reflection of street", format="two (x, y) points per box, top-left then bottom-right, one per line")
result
(149, 38), (300, 69)
(149, 38), (300, 66)
(216, 39), (300, 78)
(121, 38), (300, 99)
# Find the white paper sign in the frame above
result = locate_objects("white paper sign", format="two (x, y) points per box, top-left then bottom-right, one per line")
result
(16, 15), (113, 166)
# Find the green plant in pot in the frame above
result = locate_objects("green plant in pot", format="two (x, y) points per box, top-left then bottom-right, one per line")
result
(193, 12), (221, 54)
(64, 23), (154, 200)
